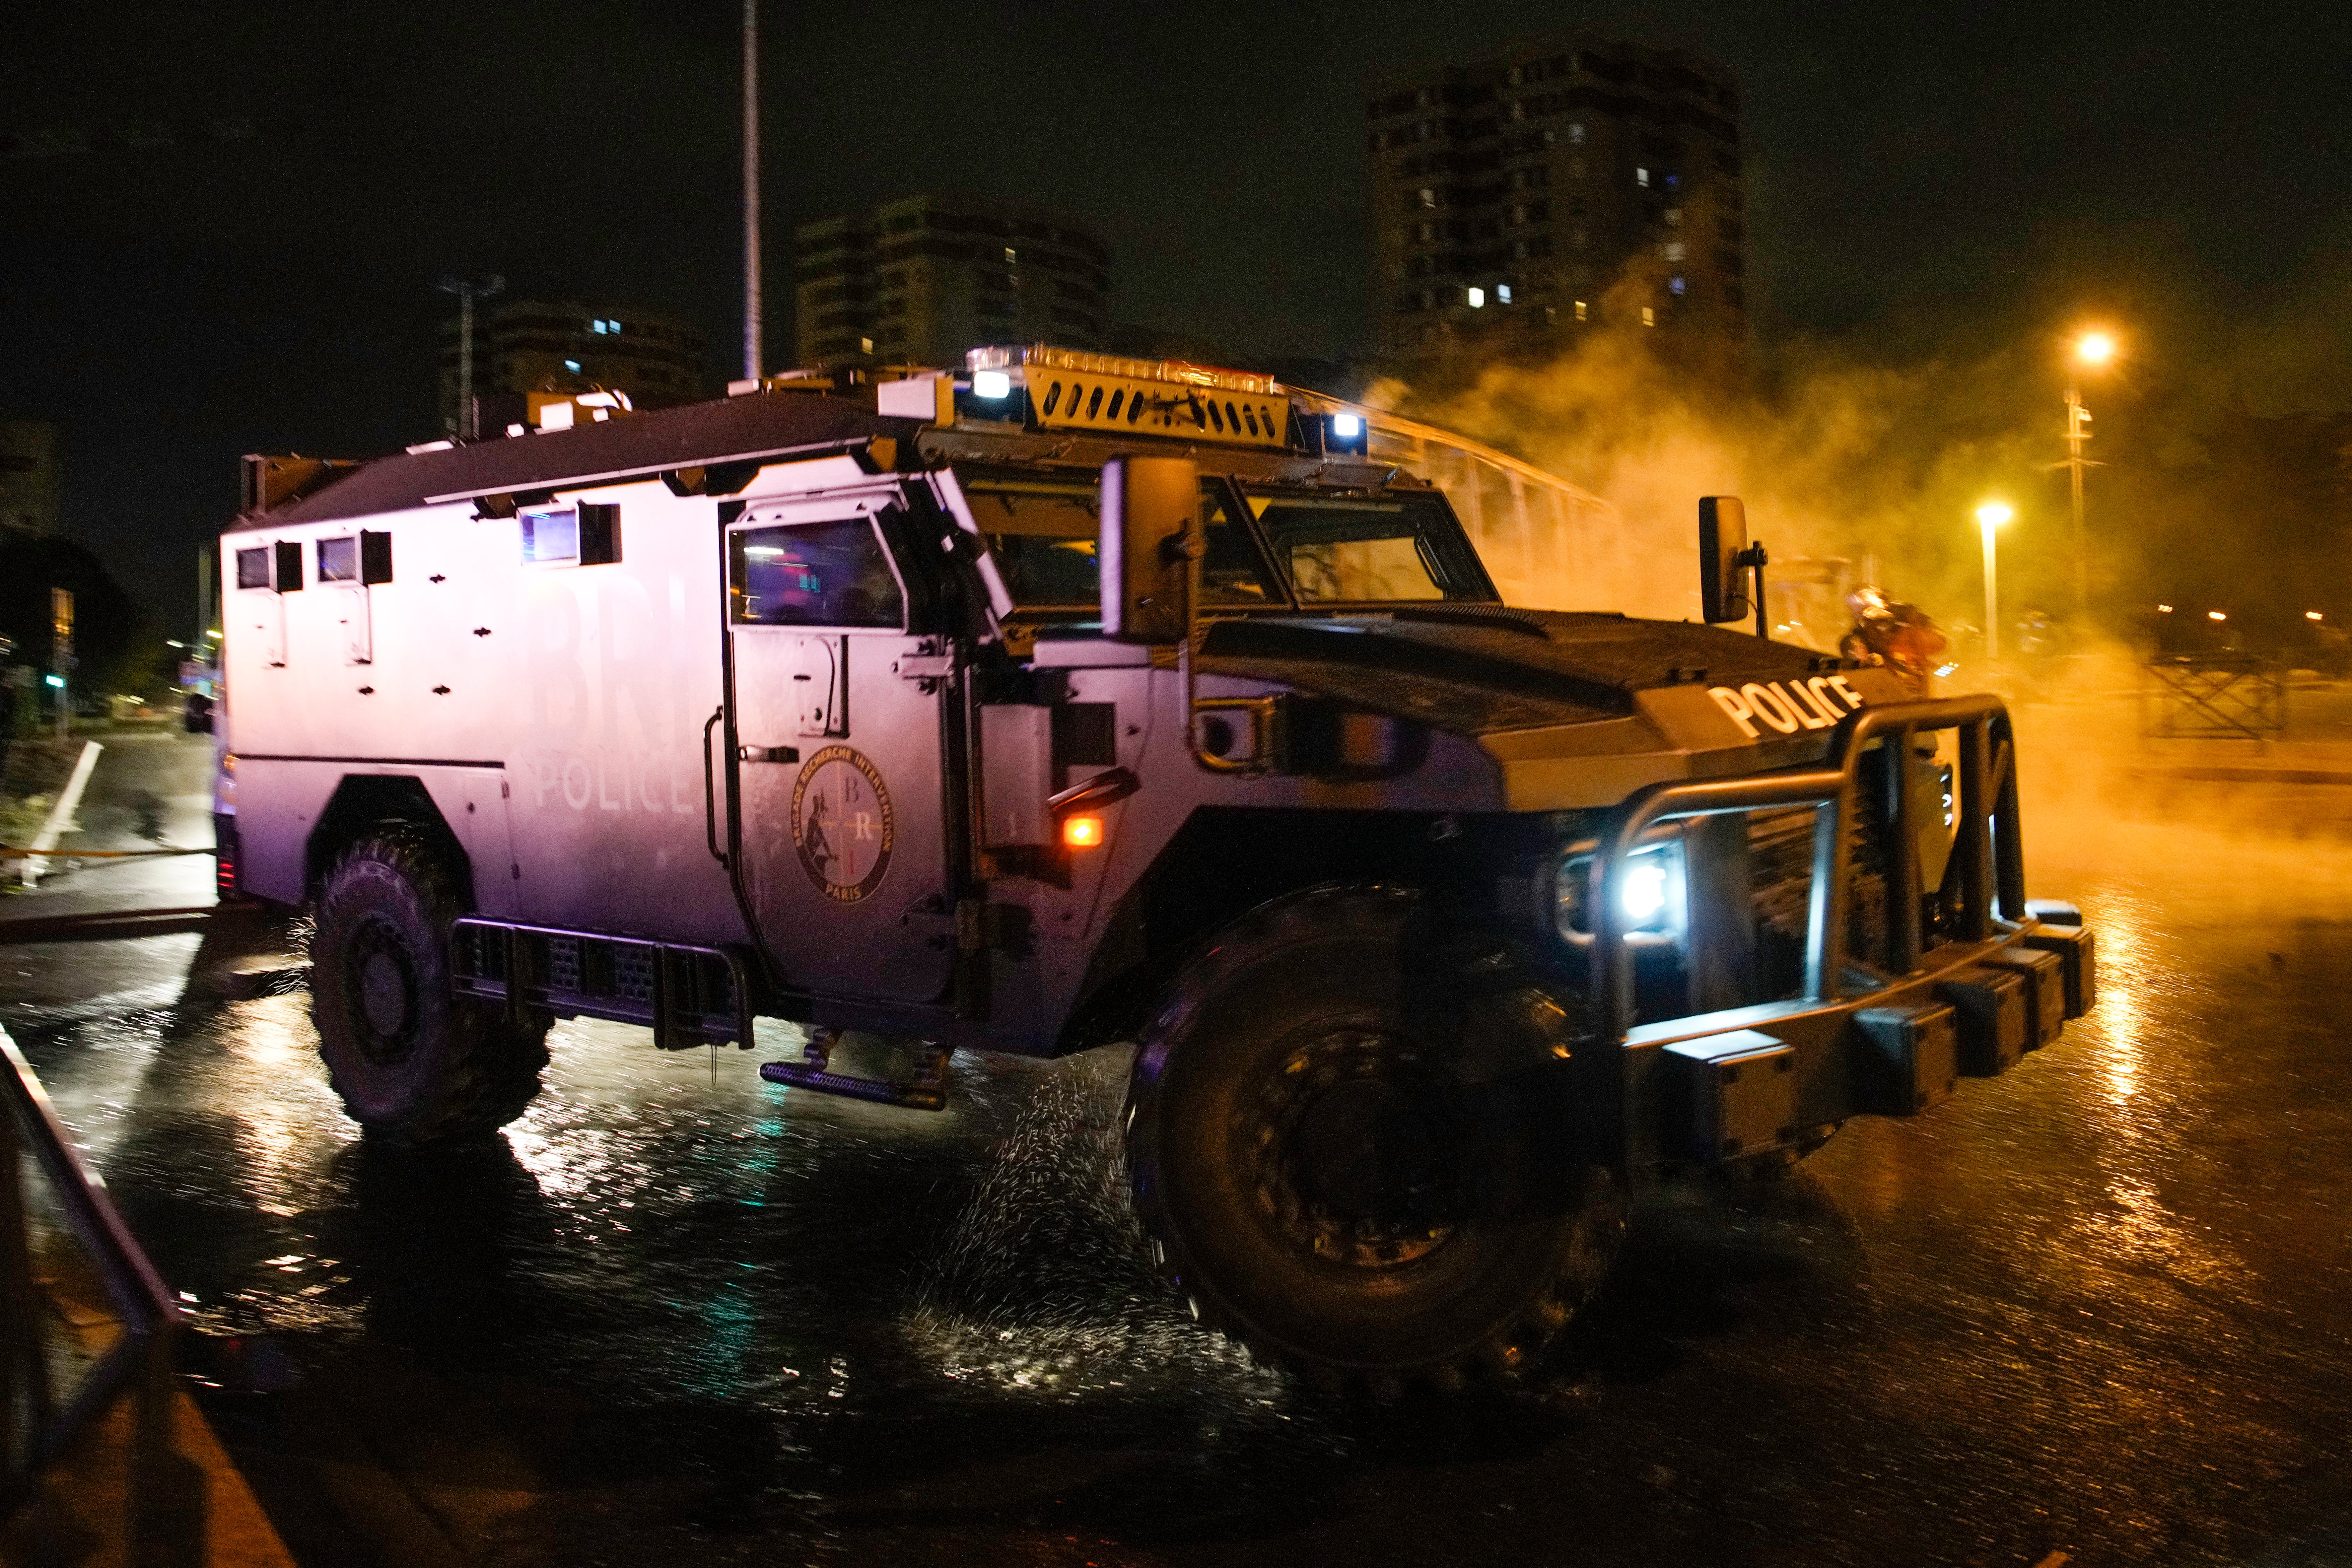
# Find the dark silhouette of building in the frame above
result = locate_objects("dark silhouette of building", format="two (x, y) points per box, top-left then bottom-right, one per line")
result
(1366, 36), (1745, 361)
(793, 195), (1111, 367)
(0, 418), (61, 539)
(438, 300), (708, 432)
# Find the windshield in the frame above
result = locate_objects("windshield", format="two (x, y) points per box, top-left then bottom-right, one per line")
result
(1242, 488), (1494, 604)
(963, 475), (1282, 610)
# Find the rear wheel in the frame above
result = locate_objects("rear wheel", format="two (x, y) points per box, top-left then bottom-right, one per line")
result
(1124, 887), (1625, 1393)
(310, 833), (550, 1145)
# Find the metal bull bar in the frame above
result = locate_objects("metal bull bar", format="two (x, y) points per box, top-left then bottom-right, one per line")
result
(1588, 694), (2024, 1040)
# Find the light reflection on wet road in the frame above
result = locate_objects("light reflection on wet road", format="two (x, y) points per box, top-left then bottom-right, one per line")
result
(10, 733), (2352, 1566)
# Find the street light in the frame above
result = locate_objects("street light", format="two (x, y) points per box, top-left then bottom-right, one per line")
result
(2059, 328), (2117, 621)
(1977, 502), (2013, 662)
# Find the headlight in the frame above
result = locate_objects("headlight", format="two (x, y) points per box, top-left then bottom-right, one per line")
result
(1553, 838), (1685, 944)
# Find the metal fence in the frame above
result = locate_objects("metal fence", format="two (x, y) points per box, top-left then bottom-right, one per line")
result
(2139, 655), (2289, 739)
(0, 1030), (185, 1553)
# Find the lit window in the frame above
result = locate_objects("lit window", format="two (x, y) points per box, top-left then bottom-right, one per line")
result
(1497, 284), (1513, 304)
(1466, 287), (1486, 308)
(1665, 208), (1682, 225)
(1636, 167), (1650, 187)
(859, 336), (875, 353)
(1574, 300), (1588, 321)
(1568, 122), (1585, 145)
(1669, 275), (1687, 295)
(1541, 126), (1557, 147)
(563, 358), (581, 372)
(591, 320), (607, 334)
(1641, 306), (1655, 326)
(1665, 242), (1686, 261)
(1417, 187), (1436, 208)
(1004, 247), (1017, 263)
(609, 319), (621, 332)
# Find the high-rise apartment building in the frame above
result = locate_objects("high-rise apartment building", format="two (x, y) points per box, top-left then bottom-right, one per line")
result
(1366, 36), (1745, 360)
(438, 300), (708, 432)
(794, 195), (1111, 367)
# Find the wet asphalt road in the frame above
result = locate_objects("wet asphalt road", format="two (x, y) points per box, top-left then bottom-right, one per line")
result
(10, 727), (2352, 1567)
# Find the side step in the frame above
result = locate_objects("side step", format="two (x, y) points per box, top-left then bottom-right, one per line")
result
(451, 918), (757, 1050)
(760, 1029), (950, 1111)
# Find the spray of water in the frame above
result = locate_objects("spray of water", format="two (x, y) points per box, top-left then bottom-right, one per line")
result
(903, 1050), (1275, 1398)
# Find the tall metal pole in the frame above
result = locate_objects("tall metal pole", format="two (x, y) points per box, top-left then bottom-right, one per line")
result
(436, 274), (504, 438)
(2064, 383), (2089, 619)
(1982, 515), (2001, 664)
(457, 287), (477, 437)
(742, 0), (762, 382)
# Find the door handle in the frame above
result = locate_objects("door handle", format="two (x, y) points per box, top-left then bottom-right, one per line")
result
(703, 706), (727, 865)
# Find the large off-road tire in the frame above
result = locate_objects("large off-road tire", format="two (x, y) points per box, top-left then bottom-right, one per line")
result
(1124, 886), (1627, 1394)
(310, 833), (550, 1145)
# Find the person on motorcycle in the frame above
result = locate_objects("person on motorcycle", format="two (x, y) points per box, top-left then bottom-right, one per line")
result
(1840, 585), (1948, 698)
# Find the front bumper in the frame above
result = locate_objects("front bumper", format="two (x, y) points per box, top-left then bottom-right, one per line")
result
(1622, 909), (2095, 1169)
(1578, 693), (2098, 1171)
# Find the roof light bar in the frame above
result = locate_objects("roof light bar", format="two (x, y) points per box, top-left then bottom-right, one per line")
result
(966, 343), (1280, 397)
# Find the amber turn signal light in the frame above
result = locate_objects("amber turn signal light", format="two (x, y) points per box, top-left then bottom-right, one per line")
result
(1062, 814), (1105, 849)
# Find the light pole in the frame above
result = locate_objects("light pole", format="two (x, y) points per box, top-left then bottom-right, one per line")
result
(435, 273), (505, 439)
(2061, 330), (2114, 620)
(1977, 502), (2013, 663)
(742, 0), (762, 382)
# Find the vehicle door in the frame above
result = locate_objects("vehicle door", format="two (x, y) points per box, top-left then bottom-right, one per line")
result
(724, 491), (958, 1002)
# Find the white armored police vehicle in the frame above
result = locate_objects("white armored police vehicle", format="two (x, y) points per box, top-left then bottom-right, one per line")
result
(220, 345), (2096, 1391)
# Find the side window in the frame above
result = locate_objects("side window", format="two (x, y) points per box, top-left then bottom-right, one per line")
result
(520, 502), (621, 566)
(235, 547), (272, 590)
(1199, 485), (1283, 605)
(319, 536), (359, 582)
(729, 519), (905, 628)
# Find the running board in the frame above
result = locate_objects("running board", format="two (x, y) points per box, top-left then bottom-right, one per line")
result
(759, 1030), (950, 1111)
(450, 918), (758, 1050)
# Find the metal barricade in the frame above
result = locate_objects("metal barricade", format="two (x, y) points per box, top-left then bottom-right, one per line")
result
(2138, 654), (2288, 739)
(0, 1031), (184, 1550)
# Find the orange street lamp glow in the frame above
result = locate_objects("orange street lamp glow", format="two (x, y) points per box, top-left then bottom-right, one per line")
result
(2308, 611), (2325, 621)
(2075, 331), (2116, 367)
(1062, 814), (1105, 849)
(2208, 610), (2228, 622)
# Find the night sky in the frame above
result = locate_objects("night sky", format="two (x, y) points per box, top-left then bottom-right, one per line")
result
(6, 0), (2349, 631)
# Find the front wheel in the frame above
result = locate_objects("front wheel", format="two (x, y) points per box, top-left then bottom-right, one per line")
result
(310, 832), (550, 1145)
(1124, 887), (1625, 1394)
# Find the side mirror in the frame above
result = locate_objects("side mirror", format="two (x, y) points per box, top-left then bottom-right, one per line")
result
(1699, 496), (1749, 624)
(1099, 456), (1200, 644)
